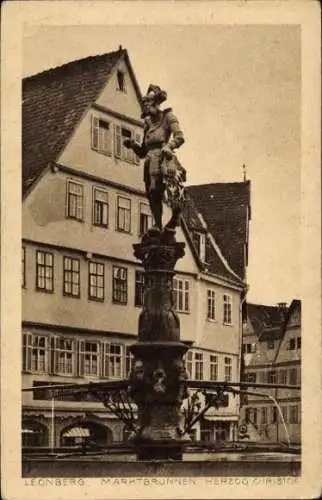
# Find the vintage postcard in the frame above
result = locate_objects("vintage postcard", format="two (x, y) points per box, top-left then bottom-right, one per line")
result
(1, 1), (321, 499)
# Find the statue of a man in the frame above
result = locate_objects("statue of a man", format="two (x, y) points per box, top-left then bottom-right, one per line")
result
(124, 84), (186, 233)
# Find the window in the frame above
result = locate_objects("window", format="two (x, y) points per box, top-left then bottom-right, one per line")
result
(246, 407), (257, 425)
(102, 343), (123, 379)
(91, 116), (112, 155)
(135, 270), (145, 307)
(36, 251), (54, 292)
(223, 294), (232, 324)
(55, 338), (75, 375)
(173, 278), (189, 313)
(32, 335), (48, 373)
(23, 334), (48, 373)
(224, 357), (232, 382)
(63, 257), (80, 297)
(139, 203), (152, 236)
(260, 407), (268, 425)
(117, 196), (131, 232)
(244, 372), (256, 384)
(88, 261), (104, 301)
(279, 369), (287, 384)
(117, 70), (126, 92)
(297, 337), (301, 349)
(93, 188), (109, 227)
(289, 367), (297, 385)
(281, 406), (288, 424)
(185, 351), (193, 379)
(83, 342), (99, 377)
(67, 180), (84, 220)
(270, 406), (277, 424)
(243, 343), (256, 354)
(288, 338), (296, 350)
(210, 355), (218, 381)
(289, 405), (299, 424)
(207, 289), (216, 320)
(267, 339), (275, 350)
(267, 370), (277, 384)
(22, 247), (26, 287)
(125, 346), (133, 378)
(113, 265), (128, 304)
(195, 353), (203, 381)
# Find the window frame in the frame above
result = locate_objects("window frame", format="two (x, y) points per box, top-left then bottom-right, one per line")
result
(82, 341), (100, 378)
(55, 337), (76, 376)
(223, 294), (233, 325)
(224, 356), (232, 382)
(88, 261), (105, 302)
(139, 203), (152, 236)
(209, 354), (218, 381)
(63, 256), (80, 298)
(194, 352), (204, 381)
(66, 180), (84, 221)
(36, 250), (54, 293)
(134, 270), (145, 307)
(91, 115), (113, 156)
(116, 70), (126, 93)
(207, 289), (216, 321)
(112, 265), (128, 305)
(116, 196), (131, 233)
(92, 187), (109, 228)
(172, 278), (190, 313)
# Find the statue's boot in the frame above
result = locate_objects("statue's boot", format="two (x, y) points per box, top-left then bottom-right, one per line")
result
(165, 206), (182, 230)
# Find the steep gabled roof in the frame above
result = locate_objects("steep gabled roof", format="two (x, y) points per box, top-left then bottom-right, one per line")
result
(22, 48), (134, 197)
(182, 195), (243, 284)
(186, 181), (251, 279)
(246, 302), (286, 340)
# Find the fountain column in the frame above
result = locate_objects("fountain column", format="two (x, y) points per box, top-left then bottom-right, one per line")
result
(129, 230), (189, 461)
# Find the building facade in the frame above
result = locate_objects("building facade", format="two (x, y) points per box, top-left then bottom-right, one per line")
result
(240, 301), (301, 444)
(22, 48), (250, 449)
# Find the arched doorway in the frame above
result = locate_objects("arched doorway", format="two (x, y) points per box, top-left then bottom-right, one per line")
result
(22, 420), (49, 448)
(60, 420), (113, 448)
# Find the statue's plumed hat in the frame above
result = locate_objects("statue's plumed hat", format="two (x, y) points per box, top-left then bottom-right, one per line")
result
(142, 84), (167, 105)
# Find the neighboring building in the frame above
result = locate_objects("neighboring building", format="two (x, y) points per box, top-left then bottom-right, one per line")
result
(22, 48), (250, 449)
(240, 300), (301, 444)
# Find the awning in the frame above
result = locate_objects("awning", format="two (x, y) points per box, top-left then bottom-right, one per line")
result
(22, 428), (35, 434)
(63, 427), (90, 438)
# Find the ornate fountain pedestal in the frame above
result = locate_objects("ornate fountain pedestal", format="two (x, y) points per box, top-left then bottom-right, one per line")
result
(129, 230), (189, 460)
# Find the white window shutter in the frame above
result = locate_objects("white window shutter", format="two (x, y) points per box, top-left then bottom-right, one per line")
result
(114, 125), (122, 158)
(91, 115), (99, 150)
(23, 333), (33, 372)
(102, 342), (110, 378)
(50, 336), (59, 375)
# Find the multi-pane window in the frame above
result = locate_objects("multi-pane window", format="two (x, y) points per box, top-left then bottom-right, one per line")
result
(173, 278), (189, 313)
(55, 338), (75, 375)
(195, 353), (203, 381)
(134, 270), (145, 307)
(82, 342), (99, 377)
(92, 116), (112, 156)
(63, 257), (80, 297)
(243, 343), (256, 354)
(210, 355), (218, 381)
(267, 370), (277, 384)
(223, 294), (232, 324)
(224, 357), (232, 382)
(279, 369), (287, 384)
(260, 407), (268, 425)
(207, 289), (216, 320)
(22, 247), (26, 287)
(117, 196), (131, 233)
(185, 351), (193, 379)
(139, 203), (152, 236)
(67, 180), (84, 220)
(88, 261), (104, 301)
(289, 367), (297, 385)
(114, 126), (140, 163)
(93, 188), (109, 227)
(109, 344), (123, 379)
(31, 335), (48, 373)
(36, 251), (54, 292)
(113, 266), (128, 304)
(289, 405), (299, 424)
(125, 346), (134, 378)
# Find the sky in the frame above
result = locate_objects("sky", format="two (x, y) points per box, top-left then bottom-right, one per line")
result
(22, 24), (301, 306)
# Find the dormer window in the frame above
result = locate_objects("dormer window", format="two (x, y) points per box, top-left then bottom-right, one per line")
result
(117, 70), (126, 92)
(194, 232), (206, 262)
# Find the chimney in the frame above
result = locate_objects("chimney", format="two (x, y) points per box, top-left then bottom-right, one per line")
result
(277, 302), (287, 320)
